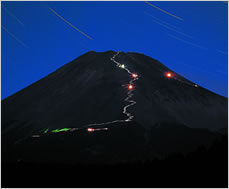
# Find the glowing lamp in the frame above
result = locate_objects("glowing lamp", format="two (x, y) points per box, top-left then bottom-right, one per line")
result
(128, 84), (134, 90)
(132, 73), (138, 78)
(165, 72), (173, 78)
(88, 128), (95, 132)
(120, 64), (125, 69)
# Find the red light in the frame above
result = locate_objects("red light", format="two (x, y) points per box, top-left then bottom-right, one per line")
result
(165, 72), (173, 78)
(88, 128), (95, 132)
(128, 84), (134, 90)
(132, 73), (138, 78)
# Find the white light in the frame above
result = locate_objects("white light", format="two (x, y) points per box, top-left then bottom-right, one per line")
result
(88, 128), (95, 132)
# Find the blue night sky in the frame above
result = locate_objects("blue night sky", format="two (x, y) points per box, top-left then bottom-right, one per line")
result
(2, 1), (228, 99)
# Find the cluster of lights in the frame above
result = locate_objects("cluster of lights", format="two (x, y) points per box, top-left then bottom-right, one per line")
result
(128, 73), (138, 90)
(36, 54), (199, 138)
(119, 64), (138, 91)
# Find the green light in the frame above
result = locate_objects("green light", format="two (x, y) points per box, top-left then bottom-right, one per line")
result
(51, 128), (71, 133)
(44, 129), (49, 134)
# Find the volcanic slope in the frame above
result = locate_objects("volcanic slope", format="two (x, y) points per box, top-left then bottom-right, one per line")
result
(2, 51), (228, 188)
(2, 51), (228, 163)
(2, 51), (227, 134)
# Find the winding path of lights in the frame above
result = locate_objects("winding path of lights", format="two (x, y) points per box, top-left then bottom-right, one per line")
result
(33, 51), (138, 137)
(110, 51), (139, 122)
(31, 52), (199, 138)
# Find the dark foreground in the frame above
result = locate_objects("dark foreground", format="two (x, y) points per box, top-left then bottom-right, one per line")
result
(2, 136), (228, 188)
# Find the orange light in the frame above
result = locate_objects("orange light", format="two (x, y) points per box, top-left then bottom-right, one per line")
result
(165, 72), (173, 78)
(128, 84), (134, 90)
(88, 128), (95, 132)
(132, 73), (138, 78)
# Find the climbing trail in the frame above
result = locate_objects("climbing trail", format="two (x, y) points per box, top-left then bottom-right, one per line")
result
(32, 51), (139, 137)
(80, 51), (139, 127)
(30, 51), (199, 138)
(110, 51), (139, 122)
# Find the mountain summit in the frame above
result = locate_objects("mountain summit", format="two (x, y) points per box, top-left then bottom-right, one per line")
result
(2, 50), (227, 163)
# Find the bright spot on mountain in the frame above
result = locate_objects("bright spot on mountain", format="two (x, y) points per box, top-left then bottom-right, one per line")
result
(128, 84), (134, 90)
(88, 128), (95, 132)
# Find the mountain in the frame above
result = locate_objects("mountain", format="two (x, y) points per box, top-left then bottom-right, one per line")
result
(2, 50), (228, 164)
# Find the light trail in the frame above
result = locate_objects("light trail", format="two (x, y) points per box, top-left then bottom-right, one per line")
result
(168, 34), (207, 50)
(110, 51), (138, 122)
(2, 4), (24, 26)
(216, 49), (227, 55)
(173, 77), (198, 87)
(144, 12), (181, 30)
(82, 120), (126, 128)
(110, 52), (133, 75)
(32, 135), (40, 138)
(123, 91), (136, 121)
(2, 26), (27, 47)
(51, 128), (71, 133)
(88, 128), (108, 132)
(29, 51), (199, 140)
(33, 51), (138, 138)
(82, 51), (138, 125)
(147, 16), (192, 38)
(49, 8), (93, 40)
(165, 71), (198, 87)
(144, 1), (184, 21)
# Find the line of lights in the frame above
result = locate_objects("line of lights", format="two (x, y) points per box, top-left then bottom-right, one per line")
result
(165, 71), (198, 87)
(33, 52), (199, 137)
(111, 51), (139, 121)
(36, 51), (138, 136)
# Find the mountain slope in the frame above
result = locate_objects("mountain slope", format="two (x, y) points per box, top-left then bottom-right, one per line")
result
(2, 50), (228, 164)
(2, 51), (228, 188)
(2, 51), (227, 133)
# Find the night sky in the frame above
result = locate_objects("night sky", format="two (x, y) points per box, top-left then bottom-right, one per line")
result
(2, 1), (228, 99)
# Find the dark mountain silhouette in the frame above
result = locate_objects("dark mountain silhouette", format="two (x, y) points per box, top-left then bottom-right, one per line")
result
(2, 51), (228, 187)
(2, 51), (227, 132)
